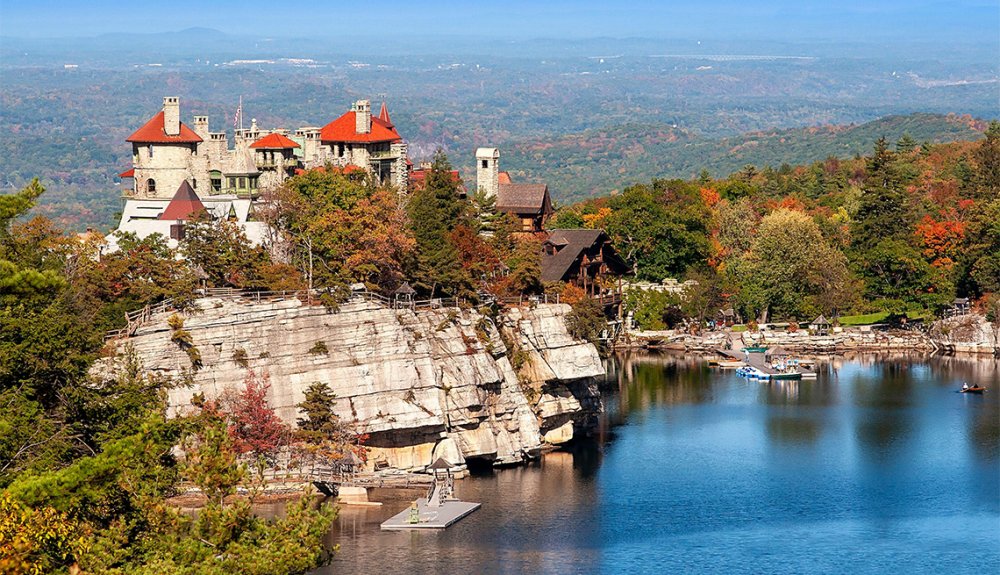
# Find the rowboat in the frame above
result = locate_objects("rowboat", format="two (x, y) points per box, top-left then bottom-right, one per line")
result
(960, 385), (987, 394)
(742, 346), (768, 353)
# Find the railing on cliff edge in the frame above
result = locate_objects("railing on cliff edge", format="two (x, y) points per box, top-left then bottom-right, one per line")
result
(103, 288), (620, 342)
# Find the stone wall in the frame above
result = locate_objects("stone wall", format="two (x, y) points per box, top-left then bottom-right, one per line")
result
(97, 297), (605, 471)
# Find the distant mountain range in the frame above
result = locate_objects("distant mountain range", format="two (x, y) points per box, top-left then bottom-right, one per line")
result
(502, 113), (988, 203)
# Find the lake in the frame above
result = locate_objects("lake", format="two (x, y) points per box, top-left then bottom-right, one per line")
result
(314, 352), (1000, 574)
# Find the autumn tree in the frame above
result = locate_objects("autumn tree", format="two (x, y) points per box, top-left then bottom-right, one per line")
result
(226, 370), (289, 462)
(729, 209), (857, 321)
(270, 168), (414, 292)
(180, 214), (269, 288)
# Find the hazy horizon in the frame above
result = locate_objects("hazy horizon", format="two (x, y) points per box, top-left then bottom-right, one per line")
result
(1, 0), (997, 45)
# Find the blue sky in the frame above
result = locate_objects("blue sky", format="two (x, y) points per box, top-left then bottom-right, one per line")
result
(0, 0), (997, 43)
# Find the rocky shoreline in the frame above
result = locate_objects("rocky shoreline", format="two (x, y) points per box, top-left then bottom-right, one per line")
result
(621, 314), (999, 357)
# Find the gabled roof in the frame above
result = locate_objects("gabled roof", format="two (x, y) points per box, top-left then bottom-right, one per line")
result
(496, 183), (550, 213)
(811, 314), (829, 325)
(126, 111), (203, 144)
(158, 181), (206, 221)
(118, 168), (135, 178)
(378, 101), (393, 128)
(249, 132), (300, 149)
(541, 229), (630, 283)
(319, 111), (402, 144)
(498, 171), (512, 185)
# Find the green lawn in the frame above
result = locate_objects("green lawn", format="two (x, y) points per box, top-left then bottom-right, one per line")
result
(837, 310), (932, 326)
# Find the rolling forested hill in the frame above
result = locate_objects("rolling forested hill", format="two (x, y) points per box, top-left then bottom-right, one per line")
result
(503, 113), (987, 203)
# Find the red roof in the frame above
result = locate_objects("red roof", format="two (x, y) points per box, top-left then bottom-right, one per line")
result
(159, 181), (206, 221)
(126, 111), (203, 144)
(498, 171), (512, 184)
(118, 168), (135, 178)
(293, 164), (365, 176)
(409, 169), (461, 186)
(319, 111), (402, 144)
(378, 102), (393, 127)
(250, 133), (300, 149)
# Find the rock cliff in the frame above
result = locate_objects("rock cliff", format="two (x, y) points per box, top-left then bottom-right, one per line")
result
(929, 314), (1000, 355)
(99, 296), (605, 470)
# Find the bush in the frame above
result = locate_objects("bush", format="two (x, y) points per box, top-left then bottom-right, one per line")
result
(308, 341), (329, 355)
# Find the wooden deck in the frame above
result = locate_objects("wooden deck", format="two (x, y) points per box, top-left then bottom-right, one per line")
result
(380, 498), (481, 531)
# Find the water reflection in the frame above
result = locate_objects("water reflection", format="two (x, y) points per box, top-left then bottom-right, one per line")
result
(306, 352), (999, 575)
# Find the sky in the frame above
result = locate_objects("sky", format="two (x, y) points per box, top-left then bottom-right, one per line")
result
(0, 0), (997, 44)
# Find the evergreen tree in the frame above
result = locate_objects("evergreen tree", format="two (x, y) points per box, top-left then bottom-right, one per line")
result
(406, 150), (473, 297)
(296, 381), (339, 439)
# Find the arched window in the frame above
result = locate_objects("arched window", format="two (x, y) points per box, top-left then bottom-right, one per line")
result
(192, 178), (197, 189)
(148, 144), (154, 159)
(147, 178), (156, 193)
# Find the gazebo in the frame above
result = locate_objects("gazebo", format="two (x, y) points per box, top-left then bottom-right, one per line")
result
(809, 315), (831, 336)
(394, 281), (416, 308)
(426, 457), (455, 507)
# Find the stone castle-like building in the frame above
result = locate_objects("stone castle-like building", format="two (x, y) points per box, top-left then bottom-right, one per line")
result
(113, 96), (407, 250)
(112, 96), (556, 251)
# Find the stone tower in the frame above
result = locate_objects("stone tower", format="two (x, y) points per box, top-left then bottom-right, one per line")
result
(476, 147), (500, 199)
(355, 100), (371, 134)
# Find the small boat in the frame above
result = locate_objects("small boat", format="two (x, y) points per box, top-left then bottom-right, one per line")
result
(742, 346), (768, 353)
(771, 372), (803, 381)
(717, 360), (746, 368)
(960, 385), (987, 394)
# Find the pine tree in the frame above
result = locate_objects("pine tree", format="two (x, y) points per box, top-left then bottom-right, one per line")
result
(407, 150), (473, 297)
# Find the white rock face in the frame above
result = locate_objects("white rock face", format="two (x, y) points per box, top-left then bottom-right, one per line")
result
(929, 314), (1000, 355)
(98, 297), (604, 470)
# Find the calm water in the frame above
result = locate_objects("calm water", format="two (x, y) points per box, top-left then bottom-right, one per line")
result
(311, 353), (1000, 575)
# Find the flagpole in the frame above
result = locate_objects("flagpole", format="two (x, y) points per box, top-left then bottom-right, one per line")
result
(239, 95), (243, 132)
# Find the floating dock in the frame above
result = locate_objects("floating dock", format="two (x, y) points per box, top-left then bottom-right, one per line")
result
(380, 498), (481, 530)
(717, 349), (817, 379)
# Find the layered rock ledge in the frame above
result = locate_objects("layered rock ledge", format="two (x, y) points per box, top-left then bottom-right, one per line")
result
(98, 296), (605, 470)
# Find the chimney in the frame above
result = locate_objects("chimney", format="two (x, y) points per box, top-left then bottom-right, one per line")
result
(476, 147), (500, 199)
(193, 115), (209, 139)
(163, 96), (180, 136)
(355, 99), (371, 134)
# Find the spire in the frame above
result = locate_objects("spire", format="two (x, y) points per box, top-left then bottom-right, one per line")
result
(378, 101), (393, 127)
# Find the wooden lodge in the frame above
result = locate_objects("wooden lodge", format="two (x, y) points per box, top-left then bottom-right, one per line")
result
(541, 229), (630, 298)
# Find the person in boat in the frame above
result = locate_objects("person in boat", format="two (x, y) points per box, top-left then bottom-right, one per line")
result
(962, 382), (970, 390)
